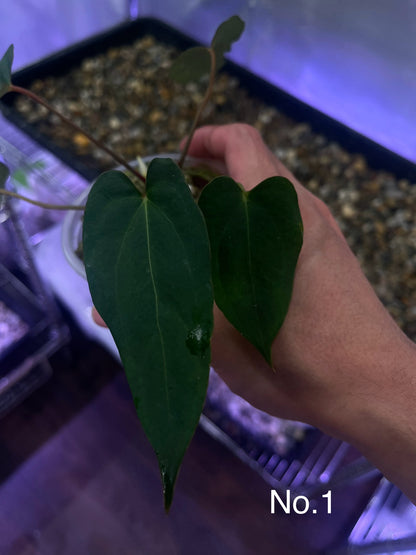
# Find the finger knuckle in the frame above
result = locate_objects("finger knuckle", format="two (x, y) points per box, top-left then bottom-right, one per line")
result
(234, 123), (261, 142)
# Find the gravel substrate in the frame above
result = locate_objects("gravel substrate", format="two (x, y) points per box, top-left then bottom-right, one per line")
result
(13, 34), (416, 341)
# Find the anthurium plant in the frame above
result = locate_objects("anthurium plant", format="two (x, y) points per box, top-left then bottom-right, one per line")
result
(0, 16), (303, 510)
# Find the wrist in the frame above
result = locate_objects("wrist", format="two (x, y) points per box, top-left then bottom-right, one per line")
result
(318, 335), (416, 501)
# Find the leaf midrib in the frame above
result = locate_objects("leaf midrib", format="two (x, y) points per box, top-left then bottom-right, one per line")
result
(114, 198), (171, 416)
(243, 196), (266, 352)
(144, 199), (171, 414)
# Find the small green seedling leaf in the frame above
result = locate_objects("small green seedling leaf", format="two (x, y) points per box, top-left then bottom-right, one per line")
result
(11, 169), (29, 189)
(170, 15), (244, 83)
(83, 159), (213, 510)
(211, 15), (245, 68)
(169, 46), (211, 84)
(0, 45), (14, 97)
(11, 160), (47, 189)
(199, 175), (303, 365)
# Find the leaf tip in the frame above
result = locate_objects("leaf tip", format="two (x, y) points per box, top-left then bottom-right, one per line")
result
(0, 44), (15, 98)
(260, 346), (273, 368)
(162, 469), (175, 513)
(3, 44), (14, 60)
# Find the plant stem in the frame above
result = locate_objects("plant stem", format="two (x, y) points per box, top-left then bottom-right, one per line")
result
(0, 188), (85, 210)
(178, 48), (216, 168)
(10, 84), (146, 185)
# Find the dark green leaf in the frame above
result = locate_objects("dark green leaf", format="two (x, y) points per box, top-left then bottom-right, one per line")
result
(199, 176), (303, 365)
(169, 46), (211, 84)
(83, 159), (214, 509)
(0, 162), (10, 188)
(0, 45), (14, 97)
(211, 15), (245, 68)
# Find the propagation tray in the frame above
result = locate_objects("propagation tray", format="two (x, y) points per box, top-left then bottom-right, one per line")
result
(1, 17), (415, 182)
(329, 478), (416, 554)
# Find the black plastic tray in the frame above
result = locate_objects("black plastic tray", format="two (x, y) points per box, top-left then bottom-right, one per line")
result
(0, 264), (52, 378)
(1, 17), (415, 182)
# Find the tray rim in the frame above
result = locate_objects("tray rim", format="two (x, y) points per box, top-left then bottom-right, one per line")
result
(1, 15), (415, 182)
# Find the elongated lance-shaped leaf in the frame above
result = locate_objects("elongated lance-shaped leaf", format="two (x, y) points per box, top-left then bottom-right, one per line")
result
(0, 45), (14, 97)
(83, 159), (214, 510)
(211, 15), (245, 68)
(199, 176), (303, 365)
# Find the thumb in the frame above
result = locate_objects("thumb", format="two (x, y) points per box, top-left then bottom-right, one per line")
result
(91, 307), (107, 328)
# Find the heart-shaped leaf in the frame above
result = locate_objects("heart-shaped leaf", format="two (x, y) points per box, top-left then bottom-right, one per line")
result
(199, 176), (303, 365)
(169, 46), (211, 84)
(211, 15), (245, 68)
(83, 158), (213, 510)
(0, 45), (14, 98)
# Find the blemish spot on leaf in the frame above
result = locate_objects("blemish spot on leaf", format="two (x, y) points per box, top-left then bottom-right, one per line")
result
(186, 324), (210, 357)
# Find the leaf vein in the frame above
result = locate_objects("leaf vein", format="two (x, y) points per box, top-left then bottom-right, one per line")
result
(244, 198), (266, 351)
(147, 197), (198, 308)
(144, 201), (171, 415)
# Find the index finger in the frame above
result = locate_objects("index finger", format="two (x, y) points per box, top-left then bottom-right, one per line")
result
(185, 124), (296, 190)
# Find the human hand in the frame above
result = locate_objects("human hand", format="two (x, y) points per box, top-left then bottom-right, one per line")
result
(94, 122), (413, 429)
(94, 124), (416, 500)
(185, 125), (416, 502)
